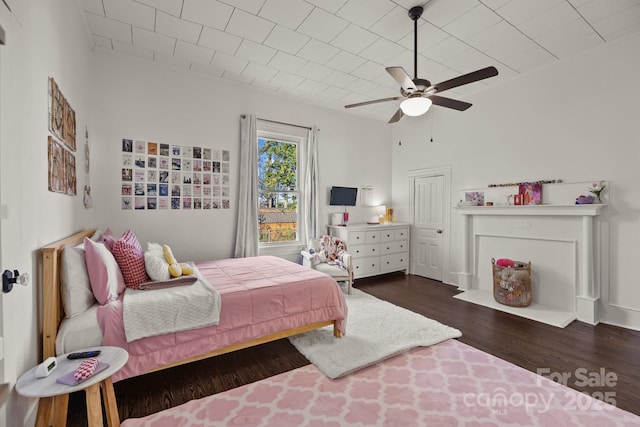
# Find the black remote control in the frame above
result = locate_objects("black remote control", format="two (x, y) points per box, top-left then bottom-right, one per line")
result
(67, 350), (101, 359)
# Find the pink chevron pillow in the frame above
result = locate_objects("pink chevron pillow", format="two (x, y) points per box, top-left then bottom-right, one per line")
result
(112, 229), (149, 289)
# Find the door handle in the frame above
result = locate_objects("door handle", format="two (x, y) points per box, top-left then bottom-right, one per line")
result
(436, 229), (443, 234)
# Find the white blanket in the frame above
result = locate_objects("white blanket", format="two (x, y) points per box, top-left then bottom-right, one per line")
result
(123, 266), (221, 342)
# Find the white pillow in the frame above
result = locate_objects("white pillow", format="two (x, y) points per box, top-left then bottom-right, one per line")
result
(60, 244), (97, 318)
(144, 242), (170, 281)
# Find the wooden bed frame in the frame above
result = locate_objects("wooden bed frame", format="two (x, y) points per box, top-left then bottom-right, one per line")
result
(40, 229), (341, 369)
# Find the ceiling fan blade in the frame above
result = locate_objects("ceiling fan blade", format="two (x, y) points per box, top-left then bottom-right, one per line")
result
(388, 108), (404, 123)
(386, 67), (416, 92)
(429, 95), (472, 111)
(428, 66), (498, 94)
(344, 96), (403, 109)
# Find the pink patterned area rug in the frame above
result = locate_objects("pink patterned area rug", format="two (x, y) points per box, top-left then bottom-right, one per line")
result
(121, 339), (639, 427)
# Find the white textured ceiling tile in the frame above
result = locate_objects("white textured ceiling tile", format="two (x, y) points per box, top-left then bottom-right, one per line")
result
(92, 34), (112, 49)
(534, 18), (594, 51)
(497, 0), (565, 26)
(297, 61), (334, 80)
(304, 0), (348, 14)
(443, 48), (496, 74)
(359, 38), (405, 64)
(103, 0), (155, 31)
(443, 4), (503, 41)
(263, 25), (310, 55)
(198, 26), (242, 55)
(545, 31), (604, 57)
(156, 11), (202, 44)
(133, 27), (176, 54)
(351, 60), (388, 81)
(297, 79), (330, 94)
(369, 6), (414, 41)
(211, 51), (249, 74)
(366, 84), (399, 99)
(154, 51), (192, 69)
(336, 0), (395, 29)
(190, 62), (225, 78)
(466, 20), (522, 51)
(297, 39), (340, 64)
(482, 0), (515, 8)
(226, 8), (275, 43)
(222, 70), (254, 84)
(486, 33), (541, 63)
(268, 51), (308, 73)
(422, 37), (471, 63)
(218, 0), (265, 14)
(398, 20), (449, 52)
(242, 62), (279, 81)
(83, 0), (105, 15)
(422, 0), (478, 27)
(591, 3), (640, 41)
(271, 71), (305, 88)
(386, 49), (416, 75)
(297, 7), (349, 43)
(136, 0), (183, 17)
(235, 39), (277, 65)
(342, 91), (372, 105)
(325, 50), (366, 73)
(500, 44), (556, 72)
(331, 24), (378, 54)
(86, 13), (133, 43)
(322, 70), (357, 88)
(517, 2), (582, 39)
(277, 86), (305, 97)
(259, 0), (314, 29)
(252, 80), (281, 92)
(577, 0), (639, 22)
(568, 0), (593, 7)
(321, 86), (350, 100)
(348, 78), (380, 95)
(112, 40), (155, 59)
(174, 39), (215, 64)
(182, 0), (233, 31)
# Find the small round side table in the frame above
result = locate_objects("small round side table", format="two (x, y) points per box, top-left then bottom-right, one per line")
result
(16, 346), (128, 427)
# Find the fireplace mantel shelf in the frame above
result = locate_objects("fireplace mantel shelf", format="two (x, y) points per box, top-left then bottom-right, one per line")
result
(455, 204), (603, 216)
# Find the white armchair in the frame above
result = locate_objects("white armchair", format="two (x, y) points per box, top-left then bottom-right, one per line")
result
(301, 236), (354, 294)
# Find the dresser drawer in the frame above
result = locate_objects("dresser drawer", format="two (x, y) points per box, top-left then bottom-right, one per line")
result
(348, 231), (366, 244)
(365, 231), (381, 244)
(353, 257), (379, 276)
(350, 244), (380, 258)
(394, 227), (409, 240)
(380, 229), (395, 242)
(380, 253), (408, 272)
(380, 240), (408, 255)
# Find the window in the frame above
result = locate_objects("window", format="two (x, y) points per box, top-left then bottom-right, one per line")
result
(256, 121), (308, 246)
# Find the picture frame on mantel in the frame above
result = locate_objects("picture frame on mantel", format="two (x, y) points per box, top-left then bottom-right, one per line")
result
(519, 182), (542, 205)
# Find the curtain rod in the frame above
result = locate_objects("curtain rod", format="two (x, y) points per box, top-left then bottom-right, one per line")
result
(258, 117), (315, 131)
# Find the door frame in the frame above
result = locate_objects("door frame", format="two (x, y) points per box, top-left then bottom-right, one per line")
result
(408, 165), (452, 284)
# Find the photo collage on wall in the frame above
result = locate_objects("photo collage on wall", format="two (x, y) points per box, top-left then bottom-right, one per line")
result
(47, 77), (77, 196)
(121, 139), (230, 211)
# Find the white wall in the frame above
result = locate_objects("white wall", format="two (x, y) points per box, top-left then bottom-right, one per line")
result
(0, 0), (94, 424)
(391, 31), (640, 330)
(90, 52), (392, 262)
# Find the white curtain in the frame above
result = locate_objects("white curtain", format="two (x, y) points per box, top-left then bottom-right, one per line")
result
(234, 114), (259, 257)
(302, 126), (320, 243)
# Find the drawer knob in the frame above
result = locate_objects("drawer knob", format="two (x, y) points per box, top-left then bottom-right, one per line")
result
(372, 248), (375, 252)
(371, 264), (375, 267)
(387, 247), (390, 250)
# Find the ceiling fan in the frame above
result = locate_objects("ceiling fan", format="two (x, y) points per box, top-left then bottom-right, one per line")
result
(344, 5), (499, 123)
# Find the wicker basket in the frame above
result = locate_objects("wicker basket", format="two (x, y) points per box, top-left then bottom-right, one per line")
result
(491, 258), (532, 307)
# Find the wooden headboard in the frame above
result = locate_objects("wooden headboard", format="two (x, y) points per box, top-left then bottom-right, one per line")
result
(40, 228), (95, 361)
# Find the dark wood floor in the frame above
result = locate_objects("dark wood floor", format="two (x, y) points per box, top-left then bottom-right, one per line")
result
(67, 273), (640, 425)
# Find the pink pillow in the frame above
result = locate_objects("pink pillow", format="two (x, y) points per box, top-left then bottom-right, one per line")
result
(100, 228), (116, 252)
(112, 229), (149, 289)
(84, 237), (125, 304)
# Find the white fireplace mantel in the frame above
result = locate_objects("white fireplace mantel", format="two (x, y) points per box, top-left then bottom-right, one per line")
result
(454, 204), (604, 327)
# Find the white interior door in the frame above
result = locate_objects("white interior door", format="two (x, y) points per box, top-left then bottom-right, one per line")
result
(411, 175), (444, 281)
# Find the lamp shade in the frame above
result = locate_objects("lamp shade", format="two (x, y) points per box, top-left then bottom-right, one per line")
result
(400, 97), (432, 116)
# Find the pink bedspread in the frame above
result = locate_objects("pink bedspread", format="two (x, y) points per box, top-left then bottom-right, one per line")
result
(97, 256), (347, 382)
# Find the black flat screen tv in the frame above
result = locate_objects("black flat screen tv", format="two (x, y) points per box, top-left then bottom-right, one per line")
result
(330, 186), (358, 206)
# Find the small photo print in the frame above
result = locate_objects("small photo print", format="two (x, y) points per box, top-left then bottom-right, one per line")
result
(193, 147), (202, 158)
(123, 153), (133, 167)
(222, 162), (229, 174)
(122, 197), (132, 210)
(213, 175), (220, 185)
(135, 197), (146, 209)
(203, 148), (212, 160)
(212, 162), (221, 173)
(172, 158), (181, 170)
(171, 171), (180, 183)
(183, 146), (193, 158)
(122, 183), (132, 196)
(203, 161), (212, 172)
(203, 186), (211, 196)
(147, 197), (157, 209)
(212, 200), (220, 209)
(193, 174), (202, 185)
(159, 170), (169, 183)
(171, 185), (181, 196)
(122, 139), (133, 153)
(222, 150), (230, 161)
(222, 175), (229, 185)
(148, 170), (157, 182)
(221, 186), (229, 197)
(183, 185), (192, 197)
(158, 198), (169, 209)
(183, 197), (192, 209)
(134, 170), (145, 182)
(159, 157), (169, 169)
(193, 159), (202, 172)
(213, 150), (221, 161)
(194, 185), (202, 197)
(147, 183), (157, 196)
(203, 173), (211, 185)
(464, 191), (484, 206)
(212, 186), (220, 197)
(193, 198), (202, 209)
(182, 173), (192, 184)
(122, 168), (133, 181)
(135, 140), (146, 154)
(183, 159), (192, 171)
(135, 183), (145, 196)
(160, 143), (170, 156)
(148, 142), (158, 155)
(148, 156), (157, 168)
(159, 184), (169, 197)
(172, 145), (181, 156)
(171, 197), (180, 209)
(222, 199), (230, 209)
(203, 198), (212, 209)
(135, 156), (145, 168)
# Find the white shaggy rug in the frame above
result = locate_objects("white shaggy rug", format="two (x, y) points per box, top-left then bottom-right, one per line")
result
(288, 289), (461, 379)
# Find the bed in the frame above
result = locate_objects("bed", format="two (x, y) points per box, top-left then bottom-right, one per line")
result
(40, 228), (347, 383)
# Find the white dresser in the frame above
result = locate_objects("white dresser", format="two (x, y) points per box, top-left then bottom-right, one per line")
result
(328, 223), (410, 279)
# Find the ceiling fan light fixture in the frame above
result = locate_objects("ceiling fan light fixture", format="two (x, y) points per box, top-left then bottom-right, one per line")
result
(400, 97), (432, 116)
